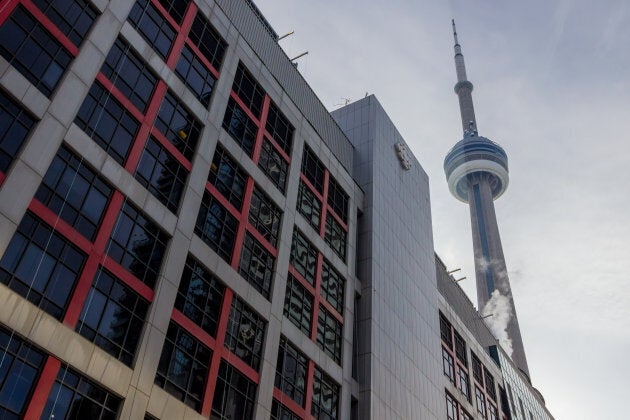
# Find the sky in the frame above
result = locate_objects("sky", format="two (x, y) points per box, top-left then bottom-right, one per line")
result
(255, 1), (630, 419)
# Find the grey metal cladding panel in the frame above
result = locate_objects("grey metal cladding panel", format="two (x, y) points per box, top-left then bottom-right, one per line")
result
(215, 0), (354, 170)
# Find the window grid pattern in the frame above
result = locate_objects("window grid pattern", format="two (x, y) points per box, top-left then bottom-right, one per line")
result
(155, 90), (202, 161)
(258, 138), (288, 192)
(271, 400), (301, 420)
(127, 0), (176, 59)
(301, 145), (325, 193)
(0, 212), (86, 320)
(290, 229), (317, 286)
(101, 37), (158, 113)
(135, 136), (189, 212)
(248, 185), (282, 248)
(0, 90), (36, 174)
(32, 0), (99, 47)
(442, 346), (455, 383)
(321, 259), (344, 314)
(175, 44), (215, 107)
(325, 213), (347, 262)
(327, 176), (348, 224)
(208, 144), (248, 211)
(76, 267), (149, 366)
(188, 12), (227, 71)
(224, 296), (266, 371)
(42, 366), (122, 419)
(316, 305), (342, 364)
(0, 6), (73, 97)
(194, 191), (238, 263)
(454, 330), (467, 364)
(232, 63), (264, 117)
(156, 0), (190, 24)
(238, 232), (274, 299)
(155, 322), (212, 411)
(296, 181), (321, 232)
(265, 101), (294, 155)
(311, 367), (339, 420)
(211, 361), (257, 420)
(283, 273), (313, 336)
(175, 256), (225, 337)
(222, 97), (257, 157)
(107, 201), (169, 289)
(275, 336), (308, 407)
(75, 82), (140, 165)
(36, 145), (113, 241)
(0, 327), (45, 418)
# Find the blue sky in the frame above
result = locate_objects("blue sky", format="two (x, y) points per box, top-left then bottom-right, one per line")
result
(257, 1), (630, 419)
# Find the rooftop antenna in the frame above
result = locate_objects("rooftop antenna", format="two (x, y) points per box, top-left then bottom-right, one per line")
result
(278, 30), (294, 41)
(334, 98), (352, 107)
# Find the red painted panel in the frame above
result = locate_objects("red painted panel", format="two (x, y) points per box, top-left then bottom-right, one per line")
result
(273, 387), (308, 419)
(171, 308), (217, 350)
(251, 96), (271, 164)
(23, 356), (60, 420)
(230, 177), (255, 270)
(0, 1), (19, 26)
(165, 1), (197, 68)
(21, 0), (79, 55)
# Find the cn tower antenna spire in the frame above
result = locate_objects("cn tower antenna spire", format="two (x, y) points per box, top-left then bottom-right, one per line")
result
(451, 19), (477, 135)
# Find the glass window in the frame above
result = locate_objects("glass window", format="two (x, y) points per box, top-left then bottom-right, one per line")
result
(101, 37), (158, 113)
(208, 144), (248, 211)
(0, 327), (45, 418)
(0, 212), (86, 320)
(42, 366), (122, 419)
(265, 101), (293, 155)
(222, 97), (257, 157)
(485, 369), (497, 401)
(454, 330), (467, 363)
(442, 347), (454, 383)
(283, 273), (313, 336)
(175, 256), (225, 337)
(296, 181), (321, 232)
(107, 202), (169, 288)
(135, 136), (189, 212)
(232, 62), (264, 117)
(439, 312), (453, 347)
(225, 296), (266, 371)
(457, 366), (470, 401)
(175, 44), (215, 107)
(316, 305), (342, 364)
(475, 386), (486, 417)
(36, 145), (113, 241)
(321, 259), (344, 314)
(324, 214), (346, 262)
(238, 232), (274, 299)
(156, 0), (190, 24)
(248, 185), (282, 247)
(271, 400), (301, 420)
(488, 403), (499, 420)
(301, 145), (325, 193)
(194, 191), (238, 263)
(327, 176), (348, 224)
(76, 267), (149, 366)
(258, 139), (288, 193)
(0, 6), (73, 97)
(155, 322), (211, 411)
(471, 352), (483, 383)
(0, 90), (36, 174)
(75, 82), (140, 165)
(155, 90), (202, 161)
(445, 393), (457, 420)
(290, 229), (317, 286)
(275, 336), (307, 407)
(189, 12), (227, 71)
(211, 361), (256, 420)
(31, 0), (98, 47)
(128, 0), (176, 59)
(461, 409), (473, 420)
(311, 367), (339, 420)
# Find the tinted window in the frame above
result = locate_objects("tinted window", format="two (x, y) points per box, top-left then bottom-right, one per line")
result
(0, 90), (36, 174)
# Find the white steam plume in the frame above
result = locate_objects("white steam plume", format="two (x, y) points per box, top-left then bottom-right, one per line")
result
(481, 290), (514, 357)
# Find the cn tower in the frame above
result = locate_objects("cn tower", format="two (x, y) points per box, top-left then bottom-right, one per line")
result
(444, 20), (530, 378)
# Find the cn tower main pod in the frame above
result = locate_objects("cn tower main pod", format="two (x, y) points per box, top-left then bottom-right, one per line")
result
(443, 20), (530, 379)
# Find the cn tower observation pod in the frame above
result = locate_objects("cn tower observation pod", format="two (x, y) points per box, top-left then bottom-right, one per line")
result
(443, 134), (509, 203)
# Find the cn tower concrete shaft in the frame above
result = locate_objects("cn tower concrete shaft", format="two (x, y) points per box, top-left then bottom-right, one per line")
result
(467, 174), (529, 377)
